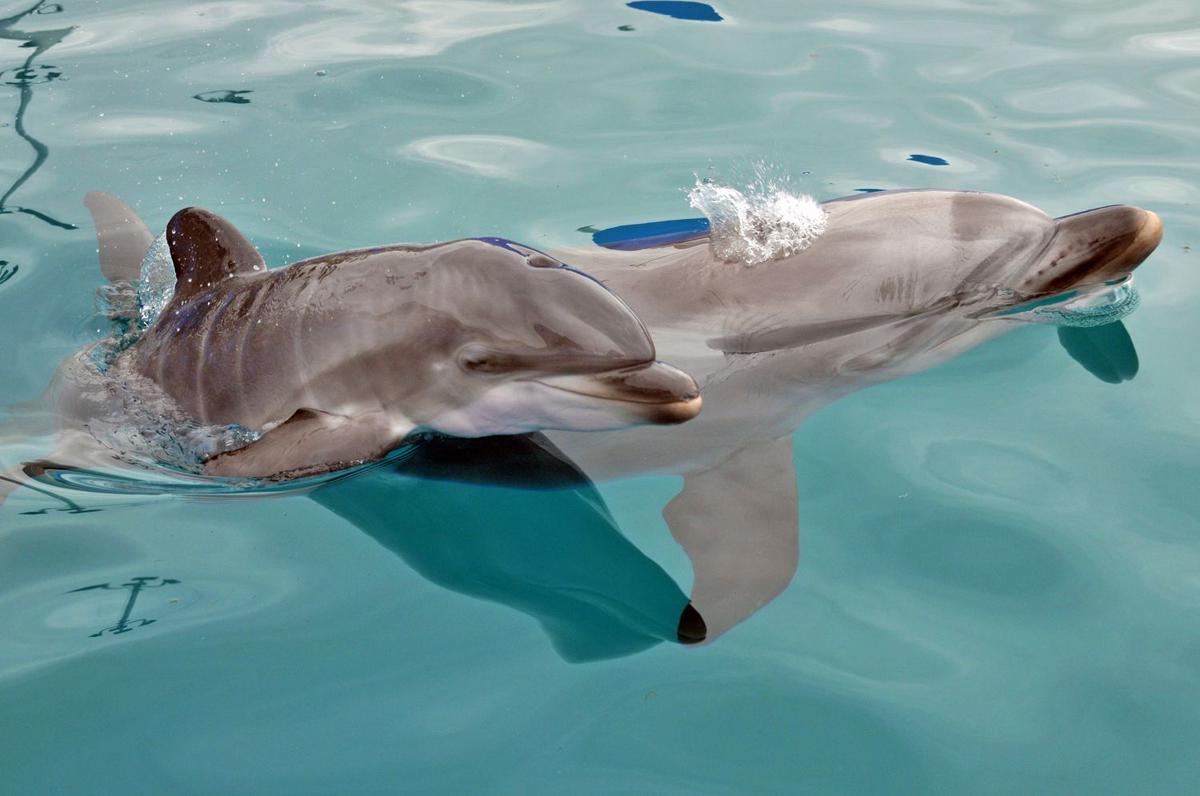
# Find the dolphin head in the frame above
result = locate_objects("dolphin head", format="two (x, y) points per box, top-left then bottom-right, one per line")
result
(691, 190), (1162, 375)
(829, 191), (1163, 373)
(411, 238), (701, 436)
(813, 190), (1162, 312)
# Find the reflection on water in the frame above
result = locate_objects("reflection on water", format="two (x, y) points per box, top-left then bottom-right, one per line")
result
(192, 89), (252, 105)
(907, 153), (950, 166)
(0, 0), (75, 231)
(67, 576), (180, 637)
(627, 2), (724, 23)
(0, 472), (98, 515)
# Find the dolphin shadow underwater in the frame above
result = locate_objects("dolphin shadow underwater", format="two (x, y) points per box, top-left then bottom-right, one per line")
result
(311, 432), (704, 662)
(544, 188), (1163, 641)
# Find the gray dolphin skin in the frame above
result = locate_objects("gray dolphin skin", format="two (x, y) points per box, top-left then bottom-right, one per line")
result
(0, 193), (701, 495)
(545, 189), (1164, 642)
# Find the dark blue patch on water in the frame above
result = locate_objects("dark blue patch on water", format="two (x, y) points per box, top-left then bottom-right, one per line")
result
(627, 2), (723, 22)
(193, 89), (253, 104)
(593, 217), (711, 250)
(854, 188), (885, 193)
(908, 153), (949, 166)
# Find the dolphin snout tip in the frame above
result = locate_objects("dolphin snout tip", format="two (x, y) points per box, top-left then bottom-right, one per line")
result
(1114, 206), (1163, 277)
(1137, 208), (1164, 252)
(648, 394), (703, 425)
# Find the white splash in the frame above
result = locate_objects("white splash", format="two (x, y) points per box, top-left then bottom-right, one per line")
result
(985, 276), (1141, 328)
(138, 232), (175, 326)
(687, 171), (827, 265)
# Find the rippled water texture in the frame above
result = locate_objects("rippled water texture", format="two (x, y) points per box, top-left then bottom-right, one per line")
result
(2, 1), (1199, 793)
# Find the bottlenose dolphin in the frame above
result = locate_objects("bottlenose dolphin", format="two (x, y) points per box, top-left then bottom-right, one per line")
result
(545, 189), (1164, 641)
(0, 193), (700, 499)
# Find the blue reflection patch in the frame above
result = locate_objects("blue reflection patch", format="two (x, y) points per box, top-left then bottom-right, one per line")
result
(627, 2), (724, 22)
(908, 153), (950, 166)
(592, 218), (711, 251)
(473, 236), (529, 254)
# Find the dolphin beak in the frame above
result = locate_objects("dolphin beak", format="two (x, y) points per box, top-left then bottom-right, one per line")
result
(534, 362), (703, 424)
(1029, 205), (1164, 294)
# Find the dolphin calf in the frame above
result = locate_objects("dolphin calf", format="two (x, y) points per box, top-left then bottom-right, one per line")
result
(0, 194), (701, 498)
(545, 188), (1164, 641)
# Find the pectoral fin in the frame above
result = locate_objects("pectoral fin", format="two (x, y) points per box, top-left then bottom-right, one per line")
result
(664, 436), (799, 641)
(205, 409), (409, 479)
(1057, 321), (1138, 384)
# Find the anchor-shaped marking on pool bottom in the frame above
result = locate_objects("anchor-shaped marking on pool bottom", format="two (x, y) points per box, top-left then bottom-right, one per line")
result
(68, 576), (180, 637)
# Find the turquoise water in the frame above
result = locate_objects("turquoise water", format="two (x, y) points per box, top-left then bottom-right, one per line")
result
(2, 0), (1199, 792)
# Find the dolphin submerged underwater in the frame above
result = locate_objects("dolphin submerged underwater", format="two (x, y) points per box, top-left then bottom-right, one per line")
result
(545, 187), (1164, 642)
(0, 193), (701, 500)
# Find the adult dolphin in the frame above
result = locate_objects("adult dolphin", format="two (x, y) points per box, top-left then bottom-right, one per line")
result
(0, 194), (701, 500)
(546, 189), (1164, 641)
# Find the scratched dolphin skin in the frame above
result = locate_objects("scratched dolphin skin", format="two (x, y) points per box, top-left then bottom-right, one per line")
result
(547, 189), (1164, 641)
(0, 193), (701, 499)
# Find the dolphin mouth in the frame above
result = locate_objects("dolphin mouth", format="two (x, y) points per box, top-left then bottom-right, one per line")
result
(531, 362), (703, 424)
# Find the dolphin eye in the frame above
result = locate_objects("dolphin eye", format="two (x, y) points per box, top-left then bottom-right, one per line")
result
(526, 253), (559, 268)
(457, 344), (510, 374)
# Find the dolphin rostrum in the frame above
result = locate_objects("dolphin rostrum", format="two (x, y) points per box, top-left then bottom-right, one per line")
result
(545, 188), (1164, 641)
(0, 193), (701, 497)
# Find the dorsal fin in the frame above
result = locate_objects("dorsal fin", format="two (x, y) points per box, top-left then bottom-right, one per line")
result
(166, 207), (266, 301)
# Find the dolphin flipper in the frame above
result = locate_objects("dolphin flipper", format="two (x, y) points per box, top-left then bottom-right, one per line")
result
(204, 409), (410, 479)
(1057, 322), (1139, 384)
(84, 192), (153, 283)
(663, 435), (799, 641)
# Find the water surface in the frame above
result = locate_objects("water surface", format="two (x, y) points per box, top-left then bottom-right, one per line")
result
(2, 0), (1199, 793)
